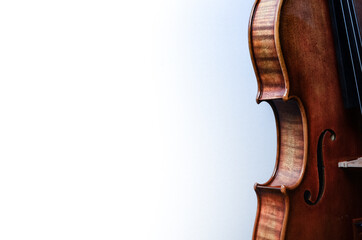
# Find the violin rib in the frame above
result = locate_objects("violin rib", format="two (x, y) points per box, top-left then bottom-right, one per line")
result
(249, 0), (289, 102)
(249, 0), (362, 239)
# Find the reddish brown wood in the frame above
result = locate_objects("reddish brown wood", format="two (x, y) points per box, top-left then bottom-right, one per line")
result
(249, 0), (362, 239)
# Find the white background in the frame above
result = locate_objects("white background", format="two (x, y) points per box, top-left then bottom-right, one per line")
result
(0, 0), (276, 239)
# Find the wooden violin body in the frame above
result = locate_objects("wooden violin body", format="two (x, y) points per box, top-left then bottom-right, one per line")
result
(249, 0), (362, 239)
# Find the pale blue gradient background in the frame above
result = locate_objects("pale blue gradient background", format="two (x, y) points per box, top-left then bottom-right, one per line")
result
(0, 0), (276, 239)
(155, 0), (276, 239)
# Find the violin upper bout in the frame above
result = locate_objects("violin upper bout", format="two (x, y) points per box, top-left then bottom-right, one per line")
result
(249, 0), (290, 103)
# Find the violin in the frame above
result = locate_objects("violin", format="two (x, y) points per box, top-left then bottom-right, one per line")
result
(248, 0), (362, 239)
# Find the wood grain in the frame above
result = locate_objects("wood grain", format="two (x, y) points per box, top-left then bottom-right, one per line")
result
(249, 0), (362, 239)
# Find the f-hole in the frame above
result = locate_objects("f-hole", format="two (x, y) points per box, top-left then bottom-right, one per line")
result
(304, 129), (336, 205)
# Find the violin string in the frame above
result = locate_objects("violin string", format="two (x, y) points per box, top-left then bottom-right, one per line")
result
(350, 0), (362, 51)
(339, 0), (359, 101)
(350, 0), (362, 113)
(339, 0), (362, 113)
(345, 0), (362, 112)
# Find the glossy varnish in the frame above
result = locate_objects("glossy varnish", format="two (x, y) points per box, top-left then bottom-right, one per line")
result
(249, 0), (362, 239)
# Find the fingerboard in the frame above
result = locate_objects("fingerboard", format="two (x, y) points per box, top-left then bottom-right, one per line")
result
(329, 0), (362, 114)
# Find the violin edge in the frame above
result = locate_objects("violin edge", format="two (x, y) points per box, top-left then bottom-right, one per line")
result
(249, 1), (310, 239)
(249, 0), (290, 103)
